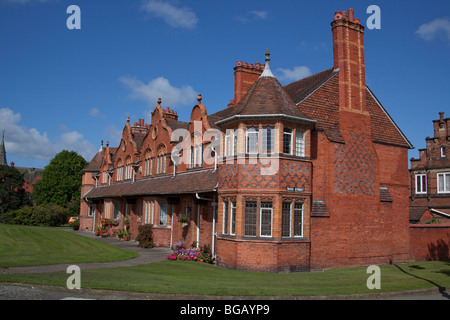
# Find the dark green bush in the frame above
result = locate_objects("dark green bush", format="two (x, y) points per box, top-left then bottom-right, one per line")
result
(136, 224), (153, 248)
(4, 204), (69, 227)
(71, 219), (80, 230)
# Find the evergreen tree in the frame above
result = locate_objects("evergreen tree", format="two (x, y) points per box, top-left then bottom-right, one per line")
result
(32, 150), (88, 208)
(0, 165), (28, 214)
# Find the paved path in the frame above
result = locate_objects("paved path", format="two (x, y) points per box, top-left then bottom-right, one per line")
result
(1, 230), (171, 275)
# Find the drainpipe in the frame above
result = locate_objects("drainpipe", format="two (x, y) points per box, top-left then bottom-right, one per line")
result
(211, 196), (217, 257)
(170, 204), (174, 249)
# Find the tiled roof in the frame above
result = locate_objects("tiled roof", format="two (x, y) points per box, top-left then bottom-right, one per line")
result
(284, 68), (412, 148)
(215, 75), (314, 126)
(380, 186), (393, 202)
(83, 151), (103, 172)
(83, 169), (218, 199)
(311, 200), (330, 217)
(410, 206), (427, 223)
(284, 68), (337, 104)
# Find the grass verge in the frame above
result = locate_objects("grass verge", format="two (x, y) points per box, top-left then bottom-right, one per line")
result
(0, 224), (137, 268)
(0, 224), (449, 297)
(0, 260), (449, 297)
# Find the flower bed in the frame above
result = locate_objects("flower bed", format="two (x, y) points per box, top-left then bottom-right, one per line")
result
(167, 242), (214, 264)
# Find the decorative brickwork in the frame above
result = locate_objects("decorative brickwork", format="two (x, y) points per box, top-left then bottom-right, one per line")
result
(333, 133), (376, 196)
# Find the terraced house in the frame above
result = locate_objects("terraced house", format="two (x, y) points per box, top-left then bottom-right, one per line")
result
(80, 9), (416, 272)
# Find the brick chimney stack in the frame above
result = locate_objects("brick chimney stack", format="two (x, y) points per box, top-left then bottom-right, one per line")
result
(229, 61), (264, 107)
(331, 9), (366, 113)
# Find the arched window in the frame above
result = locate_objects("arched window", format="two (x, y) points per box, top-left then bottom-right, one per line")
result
(116, 159), (123, 182)
(144, 149), (152, 176)
(125, 156), (132, 180)
(156, 145), (167, 174)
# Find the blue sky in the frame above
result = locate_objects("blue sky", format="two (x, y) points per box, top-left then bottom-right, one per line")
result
(0, 0), (449, 168)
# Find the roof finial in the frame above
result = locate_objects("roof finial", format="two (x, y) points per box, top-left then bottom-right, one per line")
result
(260, 48), (274, 78)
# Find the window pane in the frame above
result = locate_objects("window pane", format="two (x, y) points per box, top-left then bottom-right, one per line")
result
(247, 128), (259, 154)
(438, 174), (444, 193)
(113, 203), (119, 220)
(260, 202), (272, 237)
(223, 201), (229, 234)
(282, 202), (291, 237)
(231, 201), (236, 235)
(283, 129), (292, 154)
(294, 203), (303, 237)
(295, 131), (305, 157)
(159, 202), (167, 226)
(446, 174), (450, 192)
(225, 132), (231, 156)
(244, 201), (257, 236)
(262, 127), (274, 154)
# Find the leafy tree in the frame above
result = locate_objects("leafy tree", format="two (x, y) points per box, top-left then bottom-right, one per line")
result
(0, 165), (29, 214)
(32, 150), (88, 208)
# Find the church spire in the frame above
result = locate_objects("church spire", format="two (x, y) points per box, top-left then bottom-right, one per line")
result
(0, 130), (7, 166)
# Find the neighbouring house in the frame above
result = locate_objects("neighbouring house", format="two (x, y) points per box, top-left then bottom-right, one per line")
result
(80, 9), (448, 272)
(0, 131), (43, 197)
(410, 112), (450, 225)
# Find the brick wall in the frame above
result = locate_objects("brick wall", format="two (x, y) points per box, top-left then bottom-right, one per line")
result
(216, 237), (310, 272)
(410, 225), (450, 261)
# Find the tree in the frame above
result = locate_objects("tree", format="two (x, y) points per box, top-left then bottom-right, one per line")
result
(32, 150), (88, 208)
(0, 165), (29, 214)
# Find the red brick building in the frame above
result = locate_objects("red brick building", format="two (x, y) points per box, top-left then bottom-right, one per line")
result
(80, 9), (415, 272)
(410, 112), (450, 225)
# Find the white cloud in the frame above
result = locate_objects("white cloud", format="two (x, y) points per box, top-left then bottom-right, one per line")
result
(0, 108), (97, 163)
(120, 76), (197, 109)
(276, 66), (312, 83)
(89, 107), (106, 119)
(236, 10), (268, 23)
(141, 0), (198, 29)
(416, 18), (450, 42)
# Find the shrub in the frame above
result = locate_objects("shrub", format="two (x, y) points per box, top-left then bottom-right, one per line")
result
(71, 219), (80, 230)
(3, 204), (68, 227)
(136, 224), (153, 248)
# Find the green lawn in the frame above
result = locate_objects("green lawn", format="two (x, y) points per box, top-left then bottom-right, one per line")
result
(0, 224), (449, 297)
(0, 224), (137, 268)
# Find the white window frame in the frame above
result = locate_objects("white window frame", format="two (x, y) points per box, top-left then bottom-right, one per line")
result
(224, 131), (232, 157)
(262, 126), (275, 155)
(283, 128), (293, 155)
(246, 127), (259, 154)
(230, 201), (236, 236)
(295, 130), (305, 157)
(88, 204), (94, 217)
(441, 147), (446, 158)
(259, 202), (273, 237)
(293, 203), (304, 237)
(281, 202), (291, 238)
(113, 202), (120, 220)
(159, 202), (168, 226)
(415, 174), (427, 194)
(437, 172), (450, 193)
(222, 201), (229, 234)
